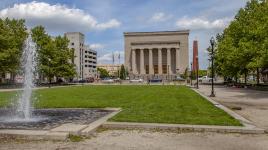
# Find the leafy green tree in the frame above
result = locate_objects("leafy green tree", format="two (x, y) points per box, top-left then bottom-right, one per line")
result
(0, 18), (27, 82)
(31, 26), (76, 83)
(119, 65), (126, 79)
(54, 36), (76, 80)
(31, 26), (56, 83)
(97, 68), (109, 78)
(214, 0), (268, 84)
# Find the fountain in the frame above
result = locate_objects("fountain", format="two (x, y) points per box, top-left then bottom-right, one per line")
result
(0, 33), (113, 130)
(16, 33), (38, 120)
(0, 33), (42, 122)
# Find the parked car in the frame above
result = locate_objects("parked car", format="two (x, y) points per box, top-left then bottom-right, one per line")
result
(198, 76), (214, 83)
(113, 78), (121, 82)
(102, 78), (114, 83)
(149, 79), (162, 83)
(86, 77), (94, 83)
(130, 78), (144, 83)
(173, 76), (185, 81)
(78, 79), (87, 83)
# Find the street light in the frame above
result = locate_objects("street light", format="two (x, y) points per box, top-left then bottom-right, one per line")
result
(210, 37), (216, 97)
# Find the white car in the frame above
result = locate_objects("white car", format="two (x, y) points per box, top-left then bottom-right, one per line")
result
(199, 76), (214, 83)
(129, 79), (143, 83)
(102, 78), (114, 83)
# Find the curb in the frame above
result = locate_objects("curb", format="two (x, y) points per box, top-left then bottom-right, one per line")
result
(0, 130), (69, 141)
(0, 108), (121, 141)
(80, 108), (121, 135)
(192, 88), (256, 128)
(102, 122), (265, 134)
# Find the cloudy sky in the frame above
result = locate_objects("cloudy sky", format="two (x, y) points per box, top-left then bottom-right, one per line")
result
(0, 0), (248, 69)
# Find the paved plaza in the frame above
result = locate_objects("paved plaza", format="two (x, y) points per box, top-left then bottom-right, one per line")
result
(197, 85), (268, 130)
(1, 130), (268, 150)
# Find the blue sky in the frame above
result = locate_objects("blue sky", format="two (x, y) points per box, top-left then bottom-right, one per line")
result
(0, 0), (248, 69)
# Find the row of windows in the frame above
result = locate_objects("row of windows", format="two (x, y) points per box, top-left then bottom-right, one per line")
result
(85, 56), (96, 59)
(85, 60), (97, 63)
(85, 51), (97, 55)
(89, 70), (97, 73)
(71, 43), (84, 47)
(85, 65), (96, 68)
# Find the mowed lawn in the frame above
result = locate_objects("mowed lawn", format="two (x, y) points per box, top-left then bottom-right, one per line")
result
(0, 85), (241, 126)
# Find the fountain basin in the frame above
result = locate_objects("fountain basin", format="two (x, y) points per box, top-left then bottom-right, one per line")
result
(0, 108), (113, 130)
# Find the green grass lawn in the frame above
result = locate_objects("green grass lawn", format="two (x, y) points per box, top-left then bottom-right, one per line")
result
(0, 85), (241, 126)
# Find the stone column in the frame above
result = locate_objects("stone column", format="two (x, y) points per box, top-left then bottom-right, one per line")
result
(176, 48), (180, 74)
(149, 49), (154, 74)
(132, 49), (137, 74)
(140, 49), (145, 74)
(167, 48), (172, 74)
(158, 48), (162, 74)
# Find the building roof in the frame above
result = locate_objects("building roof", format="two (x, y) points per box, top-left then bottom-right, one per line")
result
(124, 30), (190, 36)
(64, 32), (84, 36)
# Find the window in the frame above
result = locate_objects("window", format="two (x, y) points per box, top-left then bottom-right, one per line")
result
(85, 65), (88, 67)
(71, 43), (74, 46)
(85, 51), (87, 53)
(93, 66), (96, 68)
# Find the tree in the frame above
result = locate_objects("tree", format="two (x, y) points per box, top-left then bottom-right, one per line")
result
(0, 18), (27, 82)
(214, 0), (268, 84)
(97, 68), (109, 78)
(31, 26), (56, 83)
(31, 26), (76, 83)
(119, 65), (126, 79)
(53, 36), (76, 80)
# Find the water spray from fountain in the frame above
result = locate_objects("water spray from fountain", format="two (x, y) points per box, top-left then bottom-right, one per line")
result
(16, 33), (38, 120)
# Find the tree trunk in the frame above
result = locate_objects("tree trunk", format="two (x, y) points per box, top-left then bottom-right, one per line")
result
(256, 68), (260, 85)
(244, 71), (247, 86)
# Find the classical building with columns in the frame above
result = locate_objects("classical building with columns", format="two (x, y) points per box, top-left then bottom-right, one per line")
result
(124, 30), (189, 79)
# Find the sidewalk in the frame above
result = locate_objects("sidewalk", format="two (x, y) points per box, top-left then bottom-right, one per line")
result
(197, 85), (268, 130)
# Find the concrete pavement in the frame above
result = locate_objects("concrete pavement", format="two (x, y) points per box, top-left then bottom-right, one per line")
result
(197, 85), (268, 130)
(1, 130), (268, 150)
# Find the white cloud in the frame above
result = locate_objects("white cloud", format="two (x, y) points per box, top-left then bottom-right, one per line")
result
(89, 43), (104, 49)
(176, 16), (232, 30)
(0, 1), (121, 32)
(98, 51), (124, 64)
(95, 19), (121, 30)
(150, 12), (172, 22)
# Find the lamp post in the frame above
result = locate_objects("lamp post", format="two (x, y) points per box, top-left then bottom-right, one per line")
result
(196, 56), (199, 89)
(167, 65), (170, 82)
(210, 37), (215, 97)
(48, 58), (51, 88)
(190, 62), (193, 86)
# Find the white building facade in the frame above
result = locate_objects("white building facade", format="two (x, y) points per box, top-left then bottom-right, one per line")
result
(65, 32), (97, 80)
(124, 30), (189, 80)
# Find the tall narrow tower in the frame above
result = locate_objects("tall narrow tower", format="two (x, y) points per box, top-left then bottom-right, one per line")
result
(192, 40), (199, 72)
